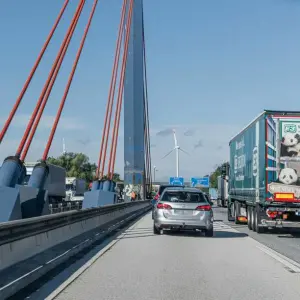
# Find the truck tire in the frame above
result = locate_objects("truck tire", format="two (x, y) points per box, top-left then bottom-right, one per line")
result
(227, 203), (235, 222)
(247, 206), (252, 230)
(254, 205), (264, 234)
(234, 201), (241, 224)
(251, 207), (256, 231)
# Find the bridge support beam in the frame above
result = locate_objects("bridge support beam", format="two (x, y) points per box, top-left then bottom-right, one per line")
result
(123, 0), (145, 201)
(0, 156), (26, 222)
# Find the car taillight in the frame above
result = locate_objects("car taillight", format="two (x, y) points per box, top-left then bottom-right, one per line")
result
(196, 205), (211, 211)
(157, 203), (172, 210)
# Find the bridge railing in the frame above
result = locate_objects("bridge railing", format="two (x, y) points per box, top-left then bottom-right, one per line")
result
(49, 201), (82, 214)
(0, 200), (151, 299)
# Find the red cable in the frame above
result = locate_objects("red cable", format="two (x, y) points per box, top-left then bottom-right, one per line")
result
(109, 0), (134, 178)
(0, 0), (70, 144)
(42, 0), (99, 161)
(16, 0), (85, 158)
(19, 1), (85, 161)
(96, 0), (128, 179)
(108, 0), (134, 179)
(142, 7), (152, 189)
(98, 0), (128, 178)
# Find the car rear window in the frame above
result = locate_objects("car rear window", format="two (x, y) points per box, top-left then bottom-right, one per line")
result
(161, 191), (207, 203)
(158, 185), (181, 195)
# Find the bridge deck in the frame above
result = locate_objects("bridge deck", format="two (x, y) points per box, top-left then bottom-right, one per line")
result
(48, 211), (300, 300)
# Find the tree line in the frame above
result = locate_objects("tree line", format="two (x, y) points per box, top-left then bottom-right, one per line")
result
(209, 161), (229, 188)
(46, 152), (228, 189)
(46, 152), (121, 184)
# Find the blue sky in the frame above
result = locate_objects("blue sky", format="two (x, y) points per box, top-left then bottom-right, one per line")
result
(1, 0), (300, 181)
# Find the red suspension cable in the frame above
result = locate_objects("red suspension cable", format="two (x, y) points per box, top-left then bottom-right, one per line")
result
(108, 0), (134, 179)
(142, 11), (152, 189)
(0, 0), (70, 144)
(96, 0), (128, 179)
(16, 0), (84, 158)
(20, 1), (85, 161)
(42, 0), (99, 161)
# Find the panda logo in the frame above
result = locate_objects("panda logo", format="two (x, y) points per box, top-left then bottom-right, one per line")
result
(281, 132), (300, 157)
(278, 168), (298, 185)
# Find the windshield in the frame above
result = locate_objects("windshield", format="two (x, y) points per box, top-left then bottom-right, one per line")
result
(160, 191), (207, 203)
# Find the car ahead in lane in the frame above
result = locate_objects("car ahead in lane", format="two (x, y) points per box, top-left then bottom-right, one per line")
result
(153, 187), (214, 237)
(151, 184), (184, 218)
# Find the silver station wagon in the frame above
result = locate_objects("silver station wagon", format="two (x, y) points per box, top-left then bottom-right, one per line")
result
(153, 187), (214, 237)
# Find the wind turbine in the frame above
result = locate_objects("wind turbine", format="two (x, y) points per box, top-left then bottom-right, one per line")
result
(161, 129), (189, 177)
(62, 138), (66, 155)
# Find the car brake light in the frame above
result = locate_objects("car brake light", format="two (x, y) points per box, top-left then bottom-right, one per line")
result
(196, 205), (211, 211)
(157, 203), (172, 209)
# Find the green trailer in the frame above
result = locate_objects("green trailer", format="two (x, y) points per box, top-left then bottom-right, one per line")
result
(228, 110), (300, 233)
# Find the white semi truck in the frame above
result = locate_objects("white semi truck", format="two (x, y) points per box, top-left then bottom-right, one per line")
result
(65, 177), (86, 201)
(217, 175), (228, 207)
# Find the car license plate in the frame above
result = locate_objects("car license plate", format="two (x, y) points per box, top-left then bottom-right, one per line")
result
(175, 210), (184, 214)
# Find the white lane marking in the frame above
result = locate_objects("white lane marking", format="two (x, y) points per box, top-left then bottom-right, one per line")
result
(45, 213), (145, 300)
(0, 266), (43, 291)
(214, 217), (300, 273)
(257, 244), (300, 273)
(0, 211), (144, 296)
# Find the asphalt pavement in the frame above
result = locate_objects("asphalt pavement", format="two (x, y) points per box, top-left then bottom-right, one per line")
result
(47, 207), (300, 300)
(214, 206), (300, 265)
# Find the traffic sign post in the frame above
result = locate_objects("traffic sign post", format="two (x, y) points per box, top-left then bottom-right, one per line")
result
(190, 177), (210, 188)
(169, 177), (184, 186)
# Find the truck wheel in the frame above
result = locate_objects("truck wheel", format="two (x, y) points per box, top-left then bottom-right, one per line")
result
(227, 203), (235, 221)
(234, 201), (241, 224)
(251, 207), (256, 231)
(247, 206), (252, 230)
(255, 205), (264, 234)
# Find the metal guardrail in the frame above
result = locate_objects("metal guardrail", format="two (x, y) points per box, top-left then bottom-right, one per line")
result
(0, 200), (151, 300)
(49, 201), (82, 214)
(0, 200), (150, 247)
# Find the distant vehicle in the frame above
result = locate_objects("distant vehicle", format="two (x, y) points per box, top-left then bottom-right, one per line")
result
(217, 175), (228, 207)
(153, 187), (214, 237)
(65, 177), (86, 201)
(228, 110), (300, 233)
(209, 188), (218, 200)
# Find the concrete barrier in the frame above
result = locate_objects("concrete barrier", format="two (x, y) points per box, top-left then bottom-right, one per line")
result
(0, 200), (151, 299)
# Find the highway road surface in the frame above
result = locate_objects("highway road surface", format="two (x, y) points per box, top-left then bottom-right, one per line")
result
(34, 205), (300, 300)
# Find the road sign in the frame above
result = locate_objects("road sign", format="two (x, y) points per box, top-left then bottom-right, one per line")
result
(169, 177), (184, 186)
(191, 177), (209, 188)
